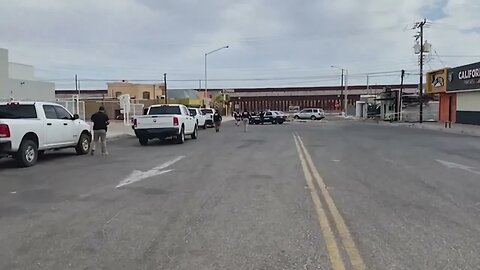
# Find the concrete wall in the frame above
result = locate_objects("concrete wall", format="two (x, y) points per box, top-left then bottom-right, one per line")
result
(8, 62), (35, 80)
(107, 83), (165, 100)
(0, 48), (55, 101)
(5, 79), (55, 101)
(0, 49), (7, 92)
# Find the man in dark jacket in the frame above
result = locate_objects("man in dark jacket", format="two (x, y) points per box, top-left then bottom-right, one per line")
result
(213, 110), (222, 132)
(241, 110), (251, 132)
(90, 106), (109, 155)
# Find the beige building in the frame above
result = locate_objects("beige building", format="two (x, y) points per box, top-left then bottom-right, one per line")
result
(107, 82), (165, 100)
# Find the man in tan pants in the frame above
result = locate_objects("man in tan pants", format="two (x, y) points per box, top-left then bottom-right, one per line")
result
(90, 106), (109, 155)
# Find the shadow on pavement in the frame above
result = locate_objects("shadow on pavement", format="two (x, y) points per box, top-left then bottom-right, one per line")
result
(0, 152), (78, 170)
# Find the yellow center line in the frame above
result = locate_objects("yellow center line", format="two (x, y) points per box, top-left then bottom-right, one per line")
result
(293, 135), (346, 270)
(297, 135), (366, 270)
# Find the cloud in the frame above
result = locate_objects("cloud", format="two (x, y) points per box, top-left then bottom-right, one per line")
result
(0, 0), (479, 89)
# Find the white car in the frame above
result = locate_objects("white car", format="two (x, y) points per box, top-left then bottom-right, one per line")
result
(293, 108), (325, 120)
(189, 108), (207, 129)
(133, 104), (198, 145)
(201, 108), (216, 127)
(0, 101), (92, 167)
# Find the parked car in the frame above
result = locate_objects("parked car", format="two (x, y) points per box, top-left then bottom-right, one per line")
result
(0, 101), (92, 167)
(189, 108), (207, 129)
(201, 108), (215, 127)
(133, 104), (198, 145)
(293, 108), (325, 120)
(274, 111), (288, 120)
(251, 111), (285, 125)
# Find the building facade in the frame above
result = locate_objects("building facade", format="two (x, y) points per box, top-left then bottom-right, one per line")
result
(0, 48), (55, 101)
(107, 82), (165, 100)
(446, 62), (480, 125)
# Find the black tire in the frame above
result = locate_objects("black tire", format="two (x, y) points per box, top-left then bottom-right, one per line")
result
(278, 120), (285, 124)
(310, 115), (317, 120)
(139, 137), (148, 146)
(176, 127), (185, 144)
(272, 119), (277, 124)
(16, 140), (38, 167)
(294, 115), (299, 119)
(75, 133), (91, 155)
(191, 125), (198, 139)
(202, 123), (207, 129)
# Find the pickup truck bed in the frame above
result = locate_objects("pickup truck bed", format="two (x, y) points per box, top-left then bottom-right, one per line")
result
(133, 104), (198, 145)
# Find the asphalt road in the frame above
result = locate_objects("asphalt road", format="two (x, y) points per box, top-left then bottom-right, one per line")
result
(1, 118), (479, 269)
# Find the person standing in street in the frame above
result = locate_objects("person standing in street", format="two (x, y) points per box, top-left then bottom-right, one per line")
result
(90, 106), (109, 156)
(241, 110), (251, 132)
(213, 110), (222, 132)
(234, 110), (241, 126)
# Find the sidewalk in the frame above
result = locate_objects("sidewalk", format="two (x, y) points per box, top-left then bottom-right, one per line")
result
(87, 121), (135, 140)
(106, 121), (135, 139)
(369, 120), (480, 137)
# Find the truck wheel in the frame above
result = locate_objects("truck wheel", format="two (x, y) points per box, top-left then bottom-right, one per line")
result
(75, 133), (91, 155)
(16, 140), (38, 167)
(310, 115), (317, 120)
(176, 127), (185, 144)
(139, 137), (148, 146)
(202, 123), (207, 129)
(294, 115), (299, 119)
(191, 125), (198, 139)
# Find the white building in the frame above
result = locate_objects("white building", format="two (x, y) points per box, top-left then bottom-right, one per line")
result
(0, 48), (55, 101)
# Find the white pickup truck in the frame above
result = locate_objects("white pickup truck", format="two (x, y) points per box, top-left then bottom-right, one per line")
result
(0, 101), (92, 167)
(133, 104), (198, 145)
(188, 108), (207, 129)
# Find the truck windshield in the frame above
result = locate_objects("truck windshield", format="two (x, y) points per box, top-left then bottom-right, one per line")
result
(148, 106), (181, 115)
(0, 104), (37, 119)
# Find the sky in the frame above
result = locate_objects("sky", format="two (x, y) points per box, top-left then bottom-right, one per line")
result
(1, 0), (480, 90)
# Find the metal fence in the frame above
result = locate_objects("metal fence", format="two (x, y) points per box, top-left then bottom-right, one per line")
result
(56, 95), (86, 120)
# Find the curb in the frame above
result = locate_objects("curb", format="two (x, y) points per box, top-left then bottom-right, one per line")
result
(362, 120), (480, 138)
(107, 134), (136, 141)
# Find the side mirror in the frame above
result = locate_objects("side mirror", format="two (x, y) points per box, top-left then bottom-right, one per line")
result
(73, 114), (80, 120)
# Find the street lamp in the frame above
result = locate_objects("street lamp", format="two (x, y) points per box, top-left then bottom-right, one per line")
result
(204, 45), (229, 108)
(330, 65), (349, 116)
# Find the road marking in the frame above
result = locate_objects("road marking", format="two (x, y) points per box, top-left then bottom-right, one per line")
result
(436, 159), (480, 175)
(115, 156), (185, 188)
(293, 135), (345, 270)
(295, 134), (366, 270)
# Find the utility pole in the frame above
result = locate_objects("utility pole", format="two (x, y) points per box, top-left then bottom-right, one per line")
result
(340, 69), (344, 114)
(399, 69), (405, 121)
(366, 75), (370, 95)
(414, 19), (428, 123)
(75, 74), (78, 94)
(164, 73), (168, 104)
(344, 70), (349, 116)
(74, 74), (80, 115)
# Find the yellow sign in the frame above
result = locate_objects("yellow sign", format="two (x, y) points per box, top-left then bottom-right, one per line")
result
(426, 68), (448, 94)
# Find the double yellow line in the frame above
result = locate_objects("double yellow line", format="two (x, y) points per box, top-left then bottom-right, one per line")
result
(293, 133), (365, 270)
